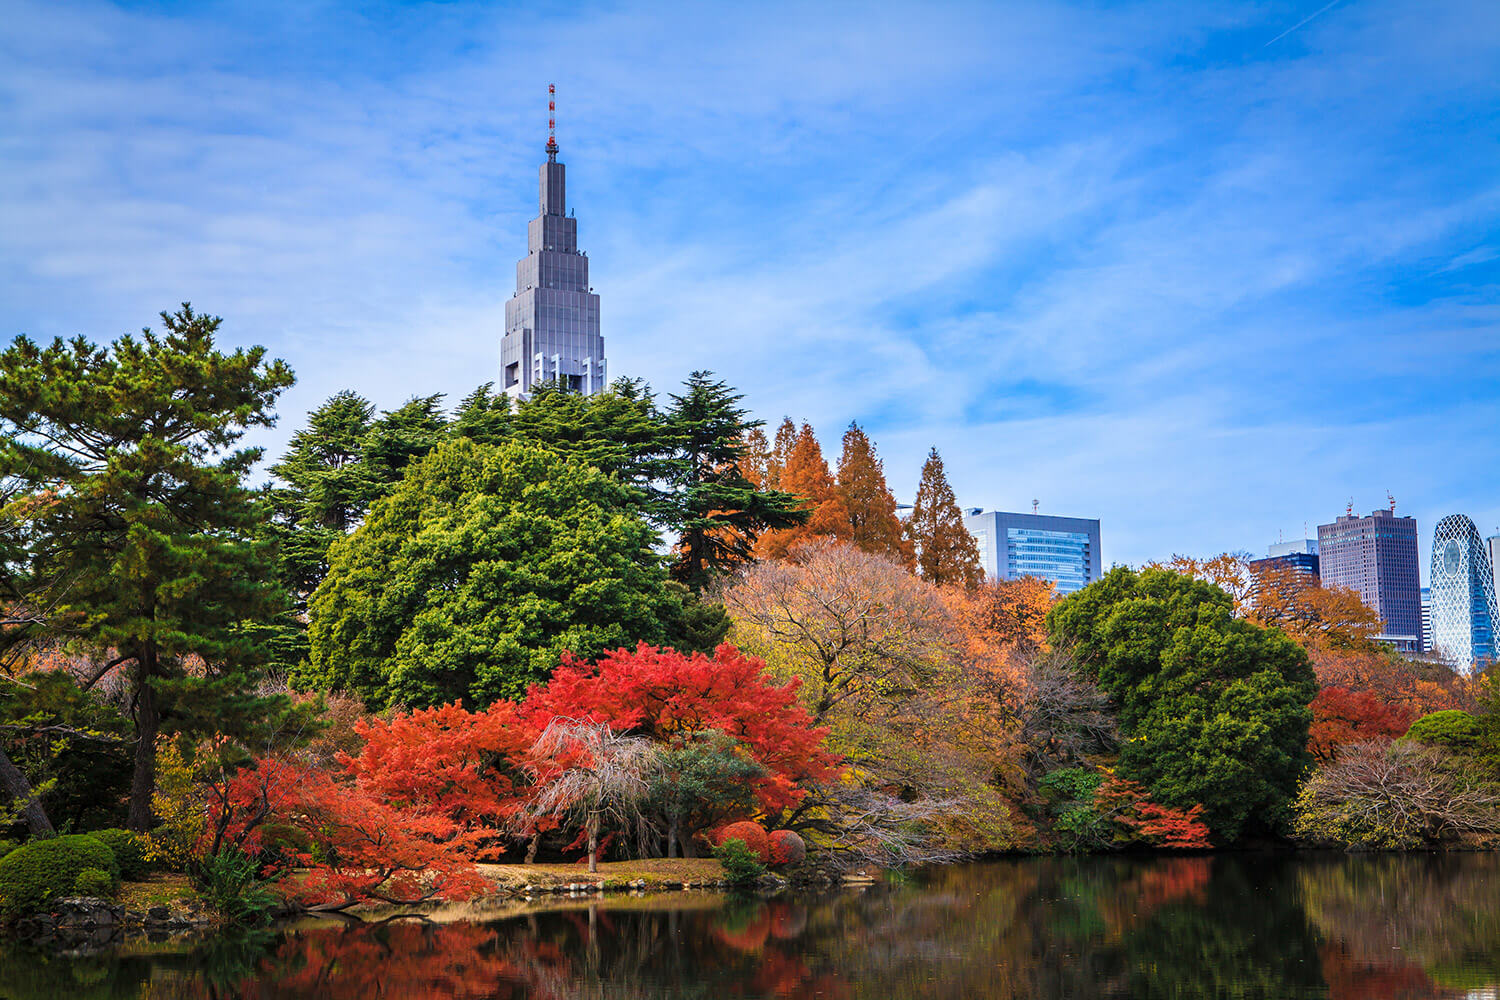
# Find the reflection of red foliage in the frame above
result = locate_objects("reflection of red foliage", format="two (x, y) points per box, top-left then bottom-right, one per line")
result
(1308, 687), (1415, 764)
(769, 829), (806, 865)
(1318, 943), (1437, 1000)
(1094, 777), (1213, 848)
(708, 820), (771, 861)
(714, 907), (773, 953)
(528, 643), (843, 810)
(1133, 857), (1211, 914)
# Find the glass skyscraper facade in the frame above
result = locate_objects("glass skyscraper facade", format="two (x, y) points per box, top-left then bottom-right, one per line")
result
(500, 134), (606, 399)
(963, 510), (1102, 595)
(1429, 514), (1497, 672)
(1317, 508), (1421, 651)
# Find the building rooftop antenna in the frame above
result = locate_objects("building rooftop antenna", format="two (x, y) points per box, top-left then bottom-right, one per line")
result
(546, 83), (558, 162)
(1346, 498), (1354, 518)
(1032, 499), (1039, 514)
(1387, 490), (1396, 513)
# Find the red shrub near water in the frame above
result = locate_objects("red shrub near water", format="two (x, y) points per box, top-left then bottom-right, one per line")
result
(709, 820), (771, 862)
(768, 829), (806, 865)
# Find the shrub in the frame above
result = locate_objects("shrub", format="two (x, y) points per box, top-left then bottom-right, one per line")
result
(72, 867), (115, 898)
(1405, 711), (1484, 753)
(768, 829), (806, 865)
(90, 829), (150, 880)
(714, 838), (766, 886)
(0, 834), (120, 916)
(1038, 767), (1104, 804)
(191, 846), (277, 926)
(708, 821), (770, 863)
(0, 840), (16, 861)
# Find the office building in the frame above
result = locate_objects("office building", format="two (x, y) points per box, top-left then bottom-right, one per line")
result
(501, 90), (607, 399)
(1248, 546), (1320, 583)
(1429, 515), (1498, 672)
(1421, 587), (1433, 653)
(1489, 534), (1500, 612)
(963, 510), (1102, 595)
(1317, 507), (1421, 652)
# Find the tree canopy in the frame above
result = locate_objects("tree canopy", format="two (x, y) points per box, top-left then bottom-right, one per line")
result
(0, 305), (296, 829)
(1048, 566), (1318, 841)
(302, 438), (713, 707)
(905, 448), (982, 588)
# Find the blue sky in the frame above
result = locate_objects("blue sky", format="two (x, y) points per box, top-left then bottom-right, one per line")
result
(3, 0), (1498, 574)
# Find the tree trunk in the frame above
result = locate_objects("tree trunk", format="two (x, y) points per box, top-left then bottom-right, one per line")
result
(126, 659), (159, 833)
(525, 831), (540, 864)
(667, 817), (679, 859)
(0, 744), (54, 838)
(587, 810), (599, 873)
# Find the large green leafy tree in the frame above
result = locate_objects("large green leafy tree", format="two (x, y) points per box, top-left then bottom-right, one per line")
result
(661, 372), (808, 591)
(302, 438), (710, 708)
(0, 305), (296, 829)
(1047, 566), (1317, 841)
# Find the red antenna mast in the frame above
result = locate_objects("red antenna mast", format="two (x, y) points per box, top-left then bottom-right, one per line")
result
(546, 83), (558, 160)
(1387, 491), (1396, 512)
(1346, 498), (1354, 518)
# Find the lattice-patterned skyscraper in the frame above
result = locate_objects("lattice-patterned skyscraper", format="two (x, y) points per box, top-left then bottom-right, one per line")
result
(501, 85), (606, 399)
(1429, 514), (1498, 673)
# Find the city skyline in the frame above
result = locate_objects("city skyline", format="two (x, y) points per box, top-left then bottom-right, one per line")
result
(2, 1), (1497, 572)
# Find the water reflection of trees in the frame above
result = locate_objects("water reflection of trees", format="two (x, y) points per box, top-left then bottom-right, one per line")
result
(1298, 854), (1500, 997)
(1, 856), (1497, 999)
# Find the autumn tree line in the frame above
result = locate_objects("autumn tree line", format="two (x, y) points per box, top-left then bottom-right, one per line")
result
(1, 307), (1498, 918)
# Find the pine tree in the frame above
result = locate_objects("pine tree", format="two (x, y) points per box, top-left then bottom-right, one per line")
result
(0, 305), (297, 829)
(757, 422), (850, 560)
(905, 448), (982, 587)
(660, 372), (808, 590)
(836, 422), (914, 568)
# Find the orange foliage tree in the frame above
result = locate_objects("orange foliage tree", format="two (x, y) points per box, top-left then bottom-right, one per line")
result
(1248, 565), (1382, 651)
(1310, 645), (1475, 717)
(904, 448), (982, 588)
(1307, 686), (1415, 764)
(835, 422), (914, 568)
(755, 422), (850, 559)
(1148, 553), (1254, 613)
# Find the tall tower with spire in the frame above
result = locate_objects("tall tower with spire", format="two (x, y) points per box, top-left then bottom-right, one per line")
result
(501, 85), (606, 398)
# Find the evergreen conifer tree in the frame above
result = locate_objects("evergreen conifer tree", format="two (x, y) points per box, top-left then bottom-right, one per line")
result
(905, 448), (982, 587)
(0, 305), (297, 829)
(661, 372), (807, 590)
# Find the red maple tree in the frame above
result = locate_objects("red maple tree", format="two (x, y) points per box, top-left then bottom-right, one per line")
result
(1307, 686), (1415, 764)
(525, 643), (843, 811)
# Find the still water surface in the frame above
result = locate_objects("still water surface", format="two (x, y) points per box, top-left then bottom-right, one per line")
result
(2, 853), (1497, 999)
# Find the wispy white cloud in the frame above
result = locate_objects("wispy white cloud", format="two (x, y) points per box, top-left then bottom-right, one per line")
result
(1, 0), (1497, 573)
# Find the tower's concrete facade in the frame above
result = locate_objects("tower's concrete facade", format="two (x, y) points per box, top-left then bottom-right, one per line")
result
(501, 142), (605, 398)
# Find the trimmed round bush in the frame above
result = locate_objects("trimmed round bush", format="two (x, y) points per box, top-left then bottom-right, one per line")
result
(1406, 711), (1484, 752)
(0, 840), (17, 861)
(0, 834), (120, 917)
(90, 829), (149, 880)
(768, 829), (806, 865)
(73, 867), (115, 898)
(709, 821), (770, 863)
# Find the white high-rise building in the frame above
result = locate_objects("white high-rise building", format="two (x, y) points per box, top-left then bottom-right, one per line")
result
(501, 93), (606, 399)
(1429, 515), (1498, 672)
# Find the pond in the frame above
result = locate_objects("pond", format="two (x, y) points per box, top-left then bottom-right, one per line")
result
(2, 853), (1497, 999)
